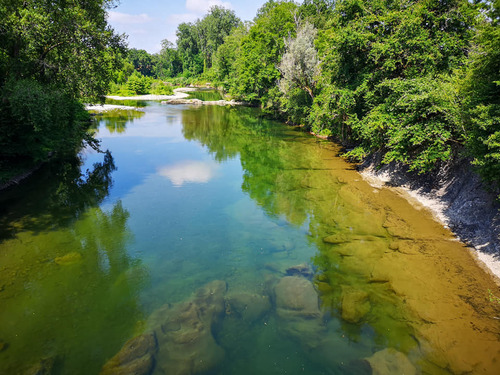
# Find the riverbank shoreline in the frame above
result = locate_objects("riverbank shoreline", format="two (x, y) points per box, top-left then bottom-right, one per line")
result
(103, 87), (249, 107)
(357, 152), (500, 283)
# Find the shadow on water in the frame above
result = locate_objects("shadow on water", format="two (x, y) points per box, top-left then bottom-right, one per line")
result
(0, 151), (149, 375)
(0, 151), (116, 239)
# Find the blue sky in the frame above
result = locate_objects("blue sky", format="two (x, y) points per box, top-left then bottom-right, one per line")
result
(108, 0), (268, 53)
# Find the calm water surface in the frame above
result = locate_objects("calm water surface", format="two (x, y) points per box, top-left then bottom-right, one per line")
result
(1, 101), (499, 375)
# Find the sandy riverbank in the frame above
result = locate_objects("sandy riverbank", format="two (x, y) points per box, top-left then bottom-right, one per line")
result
(106, 87), (198, 102)
(358, 153), (500, 282)
(84, 104), (143, 112)
(85, 88), (199, 111)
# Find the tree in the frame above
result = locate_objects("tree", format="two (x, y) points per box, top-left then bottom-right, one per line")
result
(224, 0), (298, 104)
(197, 6), (240, 70)
(461, 0), (500, 191)
(153, 40), (182, 78)
(212, 23), (250, 86)
(310, 0), (478, 170)
(127, 49), (154, 77)
(278, 22), (320, 100)
(0, 0), (125, 100)
(0, 0), (125, 176)
(298, 0), (335, 28)
(176, 22), (203, 76)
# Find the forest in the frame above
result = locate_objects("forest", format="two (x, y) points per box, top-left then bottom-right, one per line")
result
(0, 0), (499, 196)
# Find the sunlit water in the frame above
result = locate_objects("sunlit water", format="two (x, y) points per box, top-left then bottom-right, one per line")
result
(1, 101), (499, 375)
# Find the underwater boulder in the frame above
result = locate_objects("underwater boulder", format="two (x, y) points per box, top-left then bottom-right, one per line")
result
(275, 276), (321, 318)
(149, 280), (227, 375)
(341, 286), (371, 324)
(274, 276), (325, 348)
(366, 348), (417, 375)
(101, 280), (227, 375)
(225, 292), (271, 323)
(100, 333), (157, 375)
(24, 357), (55, 375)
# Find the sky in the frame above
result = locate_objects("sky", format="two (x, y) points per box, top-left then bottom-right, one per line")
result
(107, 0), (268, 54)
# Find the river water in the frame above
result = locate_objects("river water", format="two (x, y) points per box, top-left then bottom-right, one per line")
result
(0, 101), (499, 375)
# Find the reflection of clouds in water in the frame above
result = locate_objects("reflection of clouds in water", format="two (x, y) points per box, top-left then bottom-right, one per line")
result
(158, 160), (219, 187)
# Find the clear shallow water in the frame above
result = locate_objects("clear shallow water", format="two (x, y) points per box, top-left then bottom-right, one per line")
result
(1, 101), (500, 375)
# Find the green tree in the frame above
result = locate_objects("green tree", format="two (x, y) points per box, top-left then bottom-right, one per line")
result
(224, 0), (298, 105)
(176, 21), (203, 76)
(127, 48), (154, 77)
(312, 0), (478, 171)
(0, 0), (125, 99)
(125, 71), (150, 95)
(153, 39), (182, 78)
(212, 23), (250, 87)
(0, 0), (125, 178)
(298, 0), (335, 28)
(197, 6), (241, 70)
(461, 0), (500, 191)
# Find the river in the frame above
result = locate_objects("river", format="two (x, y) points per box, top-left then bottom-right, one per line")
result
(0, 100), (499, 374)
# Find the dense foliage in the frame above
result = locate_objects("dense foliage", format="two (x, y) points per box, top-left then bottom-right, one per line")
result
(1, 0), (499, 195)
(201, 0), (498, 194)
(461, 0), (500, 188)
(0, 0), (125, 181)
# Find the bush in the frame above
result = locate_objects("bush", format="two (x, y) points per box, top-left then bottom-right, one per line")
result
(150, 81), (174, 95)
(126, 72), (150, 95)
(0, 79), (92, 163)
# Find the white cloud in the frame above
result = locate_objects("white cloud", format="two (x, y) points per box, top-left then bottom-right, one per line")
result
(158, 160), (219, 187)
(108, 11), (153, 25)
(185, 0), (233, 14)
(167, 13), (199, 25)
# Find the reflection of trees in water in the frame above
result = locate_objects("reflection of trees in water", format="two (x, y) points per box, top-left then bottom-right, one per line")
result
(0, 199), (148, 375)
(180, 105), (418, 352)
(182, 105), (329, 225)
(91, 109), (145, 134)
(0, 150), (117, 238)
(0, 145), (147, 374)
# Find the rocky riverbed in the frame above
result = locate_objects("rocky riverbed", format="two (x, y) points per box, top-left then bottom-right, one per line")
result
(99, 265), (424, 375)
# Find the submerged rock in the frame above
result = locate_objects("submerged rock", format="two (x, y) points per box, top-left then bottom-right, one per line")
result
(323, 233), (382, 244)
(100, 333), (157, 375)
(148, 280), (227, 375)
(275, 276), (321, 318)
(101, 280), (227, 375)
(0, 341), (7, 352)
(366, 348), (417, 375)
(24, 358), (55, 375)
(54, 252), (82, 266)
(274, 276), (325, 348)
(285, 263), (313, 279)
(341, 286), (371, 324)
(225, 292), (271, 322)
